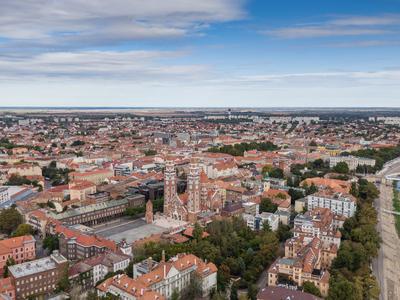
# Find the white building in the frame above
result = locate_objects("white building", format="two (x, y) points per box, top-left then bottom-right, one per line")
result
(329, 155), (376, 171)
(97, 253), (217, 300)
(243, 212), (279, 231)
(376, 117), (400, 125)
(92, 252), (130, 285)
(205, 161), (239, 179)
(307, 191), (357, 218)
(0, 187), (10, 205)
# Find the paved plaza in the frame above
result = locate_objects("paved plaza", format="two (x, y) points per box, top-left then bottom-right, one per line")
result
(94, 218), (166, 244)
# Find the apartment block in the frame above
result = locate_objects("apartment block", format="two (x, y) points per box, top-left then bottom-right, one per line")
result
(8, 251), (68, 300)
(329, 155), (375, 171)
(306, 190), (357, 218)
(0, 235), (36, 275)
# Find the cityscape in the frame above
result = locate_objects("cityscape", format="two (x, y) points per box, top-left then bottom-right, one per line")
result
(1, 1), (400, 300)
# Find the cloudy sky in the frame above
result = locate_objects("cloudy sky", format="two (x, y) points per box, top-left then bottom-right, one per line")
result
(1, 0), (400, 107)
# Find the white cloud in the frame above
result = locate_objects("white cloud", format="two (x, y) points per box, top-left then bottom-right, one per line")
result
(0, 0), (245, 44)
(0, 50), (209, 82)
(262, 14), (399, 39)
(263, 27), (388, 38)
(330, 15), (400, 26)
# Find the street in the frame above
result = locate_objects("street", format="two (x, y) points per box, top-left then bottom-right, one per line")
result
(372, 160), (400, 300)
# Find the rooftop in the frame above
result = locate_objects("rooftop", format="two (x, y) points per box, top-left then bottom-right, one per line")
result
(50, 198), (128, 219)
(9, 252), (67, 278)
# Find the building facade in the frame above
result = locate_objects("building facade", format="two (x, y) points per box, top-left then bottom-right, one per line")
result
(243, 212), (279, 231)
(329, 155), (376, 171)
(8, 251), (68, 300)
(0, 187), (10, 205)
(267, 237), (332, 297)
(97, 253), (217, 300)
(49, 195), (144, 226)
(0, 235), (36, 276)
(307, 191), (356, 218)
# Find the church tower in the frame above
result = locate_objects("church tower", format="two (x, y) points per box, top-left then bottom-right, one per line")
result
(145, 200), (153, 224)
(187, 157), (201, 214)
(163, 158), (177, 218)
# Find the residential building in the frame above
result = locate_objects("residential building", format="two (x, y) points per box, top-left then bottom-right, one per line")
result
(329, 155), (375, 171)
(8, 164), (42, 177)
(307, 190), (357, 218)
(0, 278), (15, 300)
(97, 253), (217, 299)
(0, 235), (36, 275)
(69, 168), (114, 185)
(114, 164), (132, 177)
(86, 191), (110, 203)
(69, 180), (96, 202)
(8, 251), (68, 300)
(0, 187), (10, 205)
(293, 208), (342, 248)
(69, 251), (130, 288)
(257, 286), (322, 300)
(267, 237), (331, 297)
(49, 223), (117, 261)
(243, 212), (279, 231)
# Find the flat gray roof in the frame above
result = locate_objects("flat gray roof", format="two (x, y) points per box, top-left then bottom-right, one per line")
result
(50, 198), (128, 219)
(9, 253), (67, 278)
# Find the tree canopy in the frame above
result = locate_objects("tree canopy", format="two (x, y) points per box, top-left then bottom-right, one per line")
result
(13, 224), (33, 237)
(328, 180), (380, 300)
(208, 142), (278, 156)
(0, 207), (23, 235)
(332, 162), (350, 174)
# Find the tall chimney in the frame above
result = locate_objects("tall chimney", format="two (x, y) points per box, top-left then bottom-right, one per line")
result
(161, 250), (165, 263)
(147, 256), (153, 272)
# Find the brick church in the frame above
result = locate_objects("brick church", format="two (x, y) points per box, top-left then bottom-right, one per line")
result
(163, 157), (224, 223)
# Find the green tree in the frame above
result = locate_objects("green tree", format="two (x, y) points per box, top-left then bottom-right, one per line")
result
(217, 264), (231, 291)
(3, 257), (16, 277)
(261, 165), (273, 176)
(171, 289), (179, 300)
(259, 198), (277, 213)
(193, 223), (204, 242)
(247, 284), (258, 300)
(276, 223), (292, 242)
(13, 224), (33, 237)
(71, 140), (85, 146)
(180, 274), (202, 300)
(230, 283), (239, 300)
(327, 275), (362, 300)
(144, 149), (157, 156)
(303, 281), (321, 297)
(0, 207), (23, 235)
(269, 168), (284, 179)
(125, 261), (134, 278)
(333, 162), (350, 174)
(56, 268), (71, 292)
(43, 235), (59, 252)
(86, 291), (99, 300)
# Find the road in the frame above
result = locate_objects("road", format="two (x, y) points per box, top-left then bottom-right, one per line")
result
(372, 160), (400, 300)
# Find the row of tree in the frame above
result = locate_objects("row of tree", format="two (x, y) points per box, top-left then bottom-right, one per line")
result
(208, 142), (278, 156)
(327, 179), (381, 300)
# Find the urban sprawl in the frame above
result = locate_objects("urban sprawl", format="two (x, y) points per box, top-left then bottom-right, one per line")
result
(0, 109), (400, 300)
